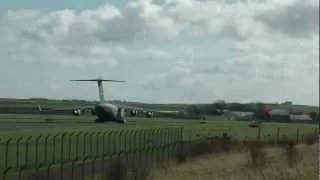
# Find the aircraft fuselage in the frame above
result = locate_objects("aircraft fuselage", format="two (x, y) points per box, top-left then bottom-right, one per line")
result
(93, 102), (126, 123)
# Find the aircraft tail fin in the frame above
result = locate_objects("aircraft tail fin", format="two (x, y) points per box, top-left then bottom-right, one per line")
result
(70, 79), (126, 82)
(37, 105), (43, 112)
(70, 78), (126, 103)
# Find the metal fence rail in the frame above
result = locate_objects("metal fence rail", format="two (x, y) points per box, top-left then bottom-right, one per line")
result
(0, 127), (183, 180)
(0, 126), (318, 180)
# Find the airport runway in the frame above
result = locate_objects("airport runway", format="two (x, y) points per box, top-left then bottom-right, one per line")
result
(0, 122), (80, 131)
(0, 121), (129, 131)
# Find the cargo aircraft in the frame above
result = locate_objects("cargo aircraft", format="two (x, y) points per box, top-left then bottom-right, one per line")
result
(37, 78), (179, 124)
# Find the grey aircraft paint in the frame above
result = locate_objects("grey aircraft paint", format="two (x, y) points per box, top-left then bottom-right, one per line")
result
(68, 78), (127, 123)
(37, 78), (179, 123)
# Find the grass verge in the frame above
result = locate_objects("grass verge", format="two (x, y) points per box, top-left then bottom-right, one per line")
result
(148, 143), (318, 180)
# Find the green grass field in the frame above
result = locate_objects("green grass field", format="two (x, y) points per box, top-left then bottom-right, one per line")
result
(0, 98), (318, 112)
(0, 113), (318, 177)
(149, 144), (318, 180)
(0, 113), (317, 138)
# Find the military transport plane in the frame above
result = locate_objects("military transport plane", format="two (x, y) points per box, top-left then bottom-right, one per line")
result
(37, 78), (179, 124)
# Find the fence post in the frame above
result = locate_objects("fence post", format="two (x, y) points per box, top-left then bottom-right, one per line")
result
(314, 128), (319, 142)
(75, 132), (82, 159)
(257, 125), (261, 141)
(82, 132), (89, 158)
(276, 128), (280, 143)
(60, 133), (67, 180)
(52, 134), (60, 164)
(25, 136), (33, 168)
(2, 167), (12, 180)
(4, 138), (12, 170)
(89, 132), (95, 158)
(176, 127), (186, 164)
(60, 133), (67, 163)
(67, 132), (75, 162)
(15, 137), (23, 169)
(34, 135), (42, 180)
(44, 134), (50, 164)
(101, 132), (107, 174)
(296, 128), (300, 144)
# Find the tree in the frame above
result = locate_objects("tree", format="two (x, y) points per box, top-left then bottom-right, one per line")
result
(214, 100), (227, 110)
(309, 111), (318, 123)
(204, 103), (223, 115)
(228, 103), (255, 112)
(187, 105), (201, 115)
(255, 103), (270, 119)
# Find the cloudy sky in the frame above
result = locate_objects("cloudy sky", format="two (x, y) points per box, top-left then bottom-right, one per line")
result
(0, 0), (318, 105)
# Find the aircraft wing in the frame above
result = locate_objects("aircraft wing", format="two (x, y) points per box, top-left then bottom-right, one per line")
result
(117, 104), (204, 119)
(37, 105), (94, 115)
(117, 104), (180, 114)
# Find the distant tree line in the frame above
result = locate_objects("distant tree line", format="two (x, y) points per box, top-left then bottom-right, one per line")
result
(309, 111), (320, 124)
(186, 101), (319, 123)
(186, 101), (259, 116)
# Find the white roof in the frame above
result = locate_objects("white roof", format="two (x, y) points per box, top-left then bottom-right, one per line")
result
(290, 114), (312, 121)
(269, 109), (290, 116)
(224, 111), (254, 117)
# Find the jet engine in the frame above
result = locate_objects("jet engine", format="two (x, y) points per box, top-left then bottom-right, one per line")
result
(145, 111), (153, 118)
(130, 110), (138, 116)
(72, 108), (81, 116)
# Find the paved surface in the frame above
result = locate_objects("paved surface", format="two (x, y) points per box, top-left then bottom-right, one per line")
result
(0, 121), (127, 131)
(0, 122), (81, 131)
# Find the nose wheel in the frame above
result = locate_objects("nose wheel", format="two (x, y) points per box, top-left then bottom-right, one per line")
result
(94, 118), (127, 124)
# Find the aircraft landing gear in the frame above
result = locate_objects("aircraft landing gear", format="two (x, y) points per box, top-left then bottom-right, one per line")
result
(94, 118), (127, 124)
(116, 119), (127, 124)
(94, 119), (104, 123)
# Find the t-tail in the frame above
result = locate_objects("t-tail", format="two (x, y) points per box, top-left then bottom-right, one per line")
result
(37, 105), (43, 112)
(70, 78), (126, 103)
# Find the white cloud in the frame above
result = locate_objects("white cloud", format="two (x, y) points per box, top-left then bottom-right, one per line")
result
(255, 0), (318, 38)
(143, 48), (175, 60)
(0, 0), (318, 105)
